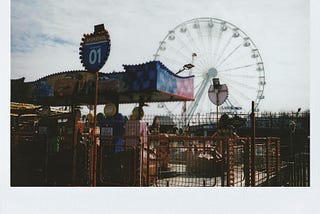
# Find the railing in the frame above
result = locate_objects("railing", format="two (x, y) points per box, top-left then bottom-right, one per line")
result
(11, 118), (308, 187)
(57, 133), (283, 187)
(281, 153), (310, 187)
(140, 134), (281, 187)
(147, 135), (224, 187)
(140, 112), (310, 131)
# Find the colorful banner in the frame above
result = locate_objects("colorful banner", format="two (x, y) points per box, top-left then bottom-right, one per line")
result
(11, 61), (194, 105)
(124, 61), (194, 100)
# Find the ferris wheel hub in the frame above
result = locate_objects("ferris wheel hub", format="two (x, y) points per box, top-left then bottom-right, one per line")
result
(208, 67), (218, 78)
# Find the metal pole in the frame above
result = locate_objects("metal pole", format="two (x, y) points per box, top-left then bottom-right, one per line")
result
(226, 140), (230, 186)
(140, 142), (143, 186)
(216, 93), (219, 129)
(44, 128), (49, 185)
(250, 101), (256, 186)
(290, 131), (293, 161)
(266, 137), (269, 186)
(91, 71), (99, 186)
(146, 142), (150, 186)
(276, 140), (280, 185)
(244, 137), (250, 186)
(221, 140), (225, 187)
(72, 105), (78, 185)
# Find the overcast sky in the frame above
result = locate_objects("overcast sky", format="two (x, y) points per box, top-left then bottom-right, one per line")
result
(10, 0), (310, 113)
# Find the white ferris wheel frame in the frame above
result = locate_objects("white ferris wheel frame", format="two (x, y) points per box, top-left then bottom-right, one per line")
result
(154, 17), (266, 116)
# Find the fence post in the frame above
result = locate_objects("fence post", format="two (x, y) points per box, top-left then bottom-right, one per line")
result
(213, 147), (217, 187)
(146, 141), (150, 186)
(226, 139), (230, 186)
(244, 138), (250, 186)
(221, 139), (225, 187)
(140, 142), (143, 187)
(275, 140), (280, 185)
(227, 138), (235, 187)
(266, 137), (269, 186)
(250, 101), (256, 186)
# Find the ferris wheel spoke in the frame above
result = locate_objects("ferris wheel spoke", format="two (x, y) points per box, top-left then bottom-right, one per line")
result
(160, 55), (188, 67)
(187, 77), (210, 116)
(225, 98), (235, 108)
(212, 29), (224, 66)
(193, 61), (210, 74)
(194, 74), (207, 80)
(185, 26), (208, 68)
(193, 57), (209, 73)
(194, 79), (204, 90)
(158, 55), (190, 71)
(226, 97), (242, 111)
(223, 98), (236, 111)
(174, 33), (198, 60)
(219, 73), (258, 79)
(165, 42), (198, 65)
(227, 83), (253, 102)
(215, 34), (233, 66)
(190, 53), (208, 72)
(219, 63), (256, 73)
(208, 25), (214, 66)
(216, 43), (242, 68)
(193, 81), (209, 98)
(220, 76), (258, 91)
(193, 53), (208, 71)
(227, 89), (247, 109)
(196, 23), (210, 67)
(218, 56), (253, 71)
(193, 78), (209, 100)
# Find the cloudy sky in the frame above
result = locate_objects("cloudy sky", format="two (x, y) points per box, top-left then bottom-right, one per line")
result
(10, 0), (309, 113)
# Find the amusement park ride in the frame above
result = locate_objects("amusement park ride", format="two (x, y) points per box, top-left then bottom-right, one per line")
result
(11, 24), (196, 186)
(11, 18), (270, 187)
(153, 17), (266, 117)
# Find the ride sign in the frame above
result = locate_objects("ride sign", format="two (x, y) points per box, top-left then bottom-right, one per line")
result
(79, 24), (111, 72)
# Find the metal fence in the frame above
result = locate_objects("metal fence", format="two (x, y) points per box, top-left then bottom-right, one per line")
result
(11, 130), (308, 187)
(93, 134), (281, 187)
(145, 135), (281, 187)
(278, 153), (310, 187)
(11, 111), (309, 187)
(141, 111), (310, 130)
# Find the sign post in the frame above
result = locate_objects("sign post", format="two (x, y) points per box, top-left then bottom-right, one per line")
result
(208, 78), (228, 128)
(79, 24), (111, 186)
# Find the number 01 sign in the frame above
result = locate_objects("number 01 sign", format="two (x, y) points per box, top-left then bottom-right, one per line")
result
(79, 24), (111, 72)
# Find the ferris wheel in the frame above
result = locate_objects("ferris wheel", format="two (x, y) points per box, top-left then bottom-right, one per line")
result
(154, 17), (265, 116)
